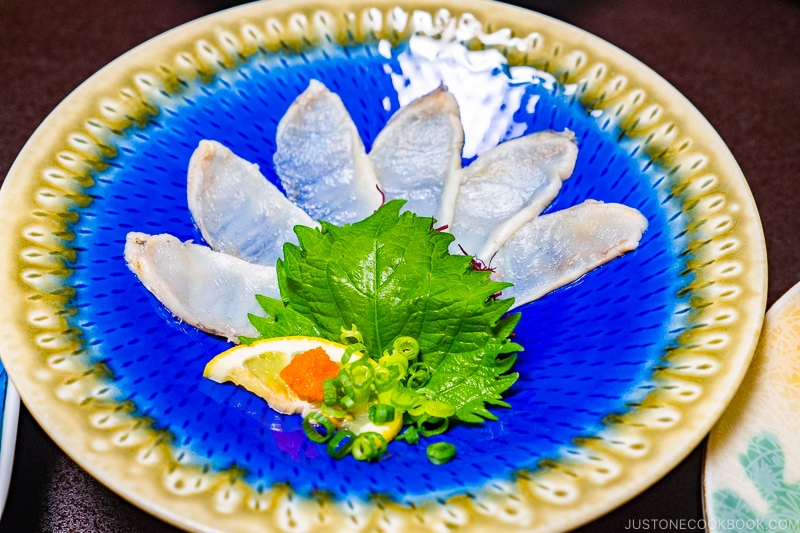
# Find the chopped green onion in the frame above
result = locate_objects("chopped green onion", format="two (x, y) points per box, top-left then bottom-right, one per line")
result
(327, 430), (355, 459)
(352, 432), (388, 461)
(341, 343), (366, 365)
(392, 336), (419, 360)
(406, 372), (429, 390)
(373, 365), (402, 393)
(322, 379), (339, 405)
(302, 412), (335, 443)
(390, 385), (419, 410)
(340, 395), (355, 410)
(340, 324), (363, 345)
(406, 362), (431, 389)
(352, 434), (377, 461)
(427, 442), (456, 465)
(349, 358), (374, 389)
(424, 400), (456, 419)
(365, 432), (388, 455)
(397, 426), (419, 445)
(298, 329), (464, 463)
(418, 416), (449, 437)
(368, 404), (395, 424)
(379, 352), (409, 372)
(408, 400), (427, 417)
(338, 370), (356, 396)
(407, 361), (430, 375)
(320, 403), (347, 419)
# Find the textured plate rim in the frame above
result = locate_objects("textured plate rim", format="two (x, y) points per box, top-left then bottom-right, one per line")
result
(0, 0), (767, 531)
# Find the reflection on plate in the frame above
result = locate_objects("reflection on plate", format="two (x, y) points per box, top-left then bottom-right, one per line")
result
(0, 359), (20, 519)
(704, 281), (800, 530)
(0, 0), (766, 531)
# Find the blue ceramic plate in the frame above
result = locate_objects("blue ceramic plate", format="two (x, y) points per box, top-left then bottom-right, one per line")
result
(0, 1), (767, 531)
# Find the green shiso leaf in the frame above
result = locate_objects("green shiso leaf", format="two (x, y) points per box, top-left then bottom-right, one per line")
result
(248, 200), (521, 423)
(239, 295), (321, 344)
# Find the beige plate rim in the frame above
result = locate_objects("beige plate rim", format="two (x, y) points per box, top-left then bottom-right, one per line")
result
(0, 0), (767, 531)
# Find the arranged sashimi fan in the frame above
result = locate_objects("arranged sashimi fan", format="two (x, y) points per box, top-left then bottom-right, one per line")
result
(0, 2), (766, 532)
(125, 81), (647, 343)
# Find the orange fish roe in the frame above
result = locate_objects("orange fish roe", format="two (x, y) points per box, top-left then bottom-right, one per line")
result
(279, 346), (340, 402)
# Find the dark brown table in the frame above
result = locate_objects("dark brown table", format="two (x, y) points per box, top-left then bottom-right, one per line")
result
(1, 0), (798, 531)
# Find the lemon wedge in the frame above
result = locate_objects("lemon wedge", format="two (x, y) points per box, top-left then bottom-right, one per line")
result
(203, 336), (348, 416)
(204, 336), (405, 442)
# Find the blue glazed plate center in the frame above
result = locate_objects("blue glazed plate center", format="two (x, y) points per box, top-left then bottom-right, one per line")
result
(68, 40), (687, 503)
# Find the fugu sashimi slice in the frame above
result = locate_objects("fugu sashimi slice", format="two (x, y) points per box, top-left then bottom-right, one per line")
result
(273, 80), (382, 225)
(124, 232), (279, 342)
(491, 201), (648, 308)
(449, 130), (578, 258)
(369, 86), (464, 221)
(187, 140), (316, 267)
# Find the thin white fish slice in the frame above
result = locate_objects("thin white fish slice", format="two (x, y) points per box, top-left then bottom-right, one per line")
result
(449, 130), (578, 258)
(369, 86), (464, 221)
(187, 140), (316, 267)
(124, 232), (279, 342)
(273, 80), (382, 225)
(491, 201), (648, 308)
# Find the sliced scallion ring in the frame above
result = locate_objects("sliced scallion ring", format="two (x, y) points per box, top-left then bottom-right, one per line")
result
(390, 385), (418, 410)
(408, 397), (428, 417)
(373, 366), (400, 393)
(320, 403), (347, 419)
(368, 403), (395, 424)
(349, 358), (374, 389)
(322, 379), (339, 405)
(303, 412), (335, 443)
(392, 336), (419, 360)
(397, 426), (419, 445)
(327, 430), (356, 459)
(406, 371), (429, 390)
(424, 400), (456, 419)
(379, 353), (409, 374)
(405, 361), (431, 389)
(340, 395), (355, 410)
(351, 433), (377, 461)
(338, 370), (356, 396)
(352, 432), (388, 461)
(339, 324), (363, 345)
(418, 416), (449, 437)
(341, 342), (366, 365)
(427, 442), (456, 465)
